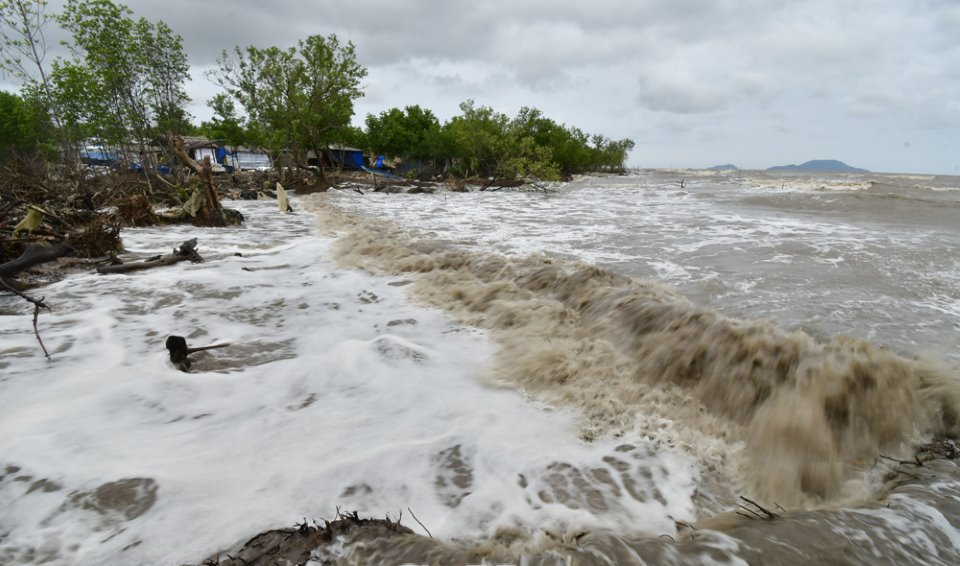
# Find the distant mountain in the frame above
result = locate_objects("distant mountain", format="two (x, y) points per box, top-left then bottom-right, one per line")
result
(707, 164), (739, 171)
(766, 159), (869, 173)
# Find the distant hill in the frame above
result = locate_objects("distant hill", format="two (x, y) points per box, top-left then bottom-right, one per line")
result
(766, 159), (869, 173)
(707, 164), (739, 171)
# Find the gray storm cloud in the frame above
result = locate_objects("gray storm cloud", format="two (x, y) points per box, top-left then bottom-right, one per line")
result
(22, 0), (960, 173)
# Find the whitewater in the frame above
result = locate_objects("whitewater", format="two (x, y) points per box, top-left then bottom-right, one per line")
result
(1, 169), (959, 565)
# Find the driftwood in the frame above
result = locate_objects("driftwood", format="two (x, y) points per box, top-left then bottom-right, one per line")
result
(0, 277), (53, 360)
(0, 242), (72, 280)
(188, 511), (414, 566)
(480, 178), (524, 191)
(479, 177), (556, 193)
(96, 238), (201, 274)
(0, 243), (75, 361)
(736, 496), (781, 521)
(165, 335), (231, 372)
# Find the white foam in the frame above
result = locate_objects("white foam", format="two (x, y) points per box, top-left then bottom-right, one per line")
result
(0, 199), (699, 566)
(4, 172), (960, 564)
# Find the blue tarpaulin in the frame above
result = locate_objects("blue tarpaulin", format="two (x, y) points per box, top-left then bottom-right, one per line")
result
(327, 147), (365, 170)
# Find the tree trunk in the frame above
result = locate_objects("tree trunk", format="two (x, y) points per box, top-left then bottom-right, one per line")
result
(171, 136), (224, 227)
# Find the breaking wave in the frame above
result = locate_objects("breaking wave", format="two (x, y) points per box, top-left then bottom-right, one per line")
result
(306, 194), (960, 510)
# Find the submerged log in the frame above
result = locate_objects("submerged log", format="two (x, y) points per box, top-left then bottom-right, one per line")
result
(96, 238), (201, 274)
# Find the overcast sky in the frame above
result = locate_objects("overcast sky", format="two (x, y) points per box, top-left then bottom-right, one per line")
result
(13, 0), (960, 174)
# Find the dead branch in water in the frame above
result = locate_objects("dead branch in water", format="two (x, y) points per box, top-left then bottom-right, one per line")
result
(0, 277), (52, 360)
(675, 520), (696, 540)
(916, 439), (960, 461)
(879, 454), (924, 468)
(736, 496), (780, 521)
(0, 243), (72, 360)
(875, 439), (959, 482)
(96, 238), (201, 274)
(406, 507), (432, 538)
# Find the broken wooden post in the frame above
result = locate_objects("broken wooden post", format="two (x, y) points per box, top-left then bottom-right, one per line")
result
(276, 182), (293, 212)
(165, 335), (231, 372)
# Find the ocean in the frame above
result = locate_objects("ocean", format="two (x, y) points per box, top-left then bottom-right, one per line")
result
(1, 169), (958, 565)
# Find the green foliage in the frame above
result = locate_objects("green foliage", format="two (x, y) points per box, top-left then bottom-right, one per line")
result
(210, 33), (367, 172)
(138, 18), (191, 136)
(0, 89), (55, 161)
(361, 100), (632, 181)
(0, 0), (51, 83)
(441, 100), (560, 181)
(3, 3), (632, 178)
(52, 0), (191, 154)
(509, 106), (634, 176)
(0, 0), (72, 160)
(197, 93), (247, 146)
(337, 125), (367, 151)
(365, 104), (440, 163)
(0, 90), (30, 158)
(47, 58), (98, 140)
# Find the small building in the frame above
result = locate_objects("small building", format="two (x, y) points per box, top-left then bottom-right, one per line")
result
(182, 136), (228, 173)
(230, 148), (272, 171)
(178, 137), (274, 173)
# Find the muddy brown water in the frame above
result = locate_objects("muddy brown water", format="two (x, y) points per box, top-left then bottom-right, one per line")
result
(276, 171), (960, 565)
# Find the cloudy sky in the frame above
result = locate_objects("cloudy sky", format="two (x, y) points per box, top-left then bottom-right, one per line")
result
(12, 0), (960, 174)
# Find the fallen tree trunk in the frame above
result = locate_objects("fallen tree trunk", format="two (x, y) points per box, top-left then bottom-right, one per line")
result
(0, 242), (72, 281)
(96, 238), (201, 275)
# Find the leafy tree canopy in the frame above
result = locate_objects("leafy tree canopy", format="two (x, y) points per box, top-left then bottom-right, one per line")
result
(210, 33), (367, 177)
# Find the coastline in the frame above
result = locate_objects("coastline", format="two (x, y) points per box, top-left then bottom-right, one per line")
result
(2, 174), (959, 566)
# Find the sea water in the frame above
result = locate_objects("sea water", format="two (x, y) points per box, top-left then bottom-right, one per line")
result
(1, 170), (958, 565)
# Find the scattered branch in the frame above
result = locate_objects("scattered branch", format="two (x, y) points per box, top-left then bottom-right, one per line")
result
(879, 454), (923, 468)
(675, 520), (696, 540)
(0, 277), (52, 360)
(737, 496), (780, 521)
(406, 507), (432, 538)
